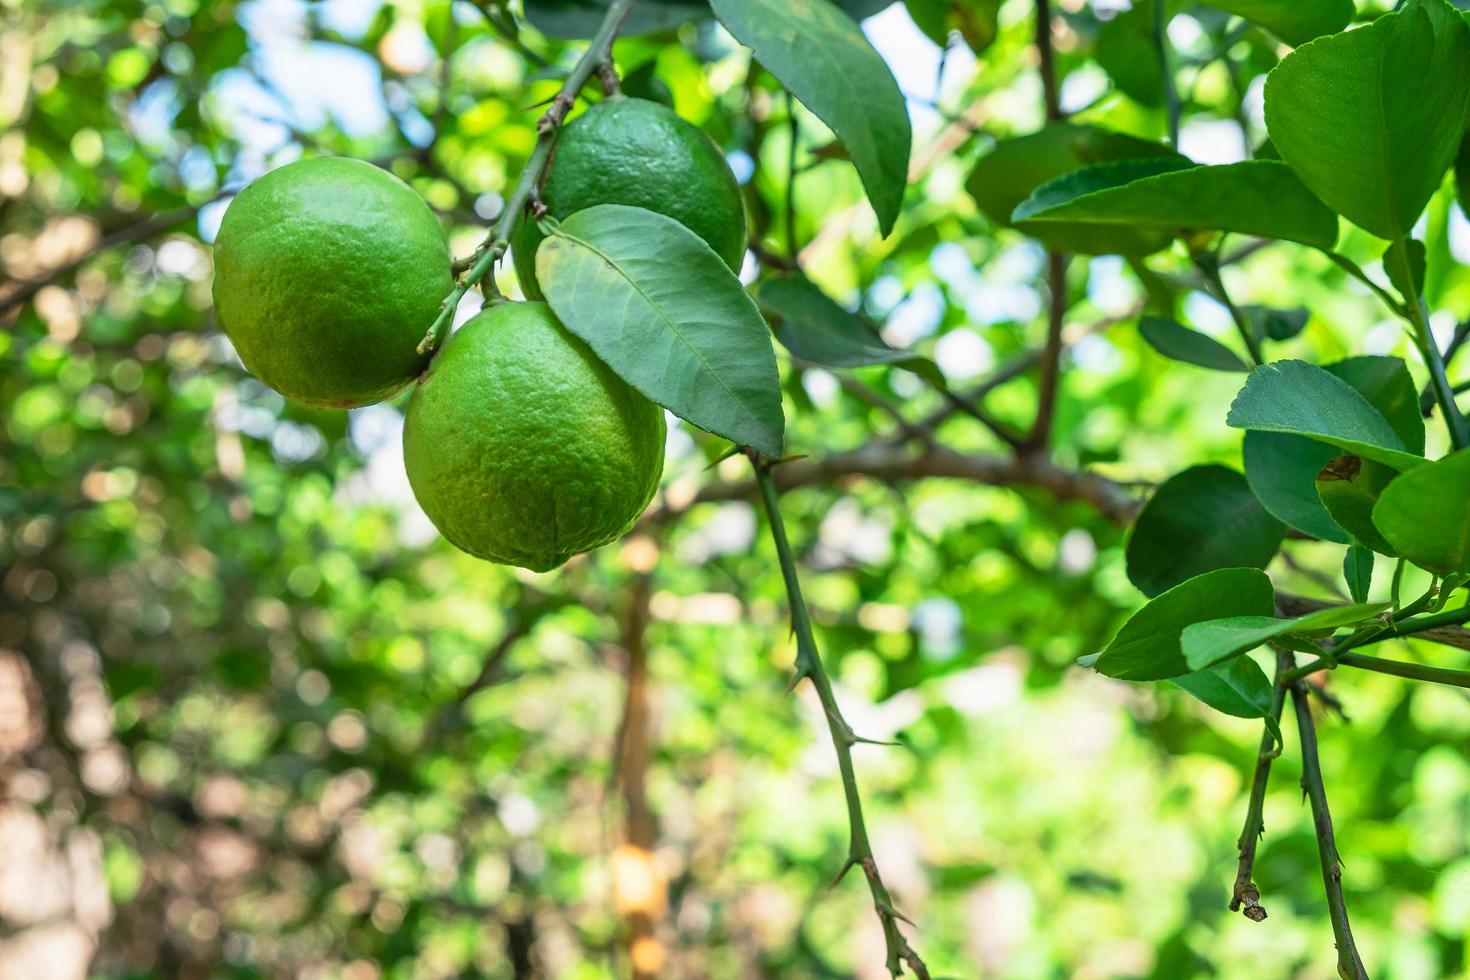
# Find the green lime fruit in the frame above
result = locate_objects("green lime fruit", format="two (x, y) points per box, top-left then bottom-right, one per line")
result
(212, 156), (453, 408)
(403, 302), (666, 571)
(512, 97), (747, 299)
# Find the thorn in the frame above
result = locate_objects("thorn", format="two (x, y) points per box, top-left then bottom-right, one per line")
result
(827, 857), (858, 889)
(851, 733), (900, 747)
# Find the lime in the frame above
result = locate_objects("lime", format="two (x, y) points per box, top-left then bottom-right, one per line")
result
(212, 156), (453, 408)
(512, 98), (747, 299)
(403, 302), (666, 571)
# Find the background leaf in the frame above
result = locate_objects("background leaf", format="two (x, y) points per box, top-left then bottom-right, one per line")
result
(1126, 465), (1286, 598)
(523, 0), (710, 38)
(1372, 449), (1470, 575)
(1091, 568), (1276, 681)
(1197, 0), (1353, 47)
(752, 273), (944, 384)
(1138, 317), (1250, 372)
(710, 0), (911, 235)
(1095, 3), (1164, 107)
(967, 123), (1181, 254)
(1012, 160), (1339, 249)
(1264, 0), (1470, 239)
(1227, 360), (1424, 471)
(537, 204), (785, 456)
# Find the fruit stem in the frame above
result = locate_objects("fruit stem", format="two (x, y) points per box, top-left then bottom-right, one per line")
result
(416, 0), (637, 355)
(749, 452), (929, 980)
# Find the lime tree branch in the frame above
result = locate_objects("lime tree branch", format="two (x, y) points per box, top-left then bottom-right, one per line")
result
(1290, 682), (1368, 980)
(415, 0), (637, 355)
(1230, 648), (1290, 922)
(749, 452), (929, 980)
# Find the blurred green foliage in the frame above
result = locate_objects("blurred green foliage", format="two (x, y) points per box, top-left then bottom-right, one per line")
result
(2, 0), (1469, 978)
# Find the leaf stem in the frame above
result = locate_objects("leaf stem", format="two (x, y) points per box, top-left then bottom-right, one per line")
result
(1388, 236), (1470, 450)
(1195, 251), (1262, 366)
(1289, 683), (1368, 980)
(1322, 251), (1410, 319)
(1282, 600), (1470, 682)
(416, 0), (637, 355)
(1152, 0), (1181, 148)
(749, 453), (929, 979)
(1230, 648), (1290, 921)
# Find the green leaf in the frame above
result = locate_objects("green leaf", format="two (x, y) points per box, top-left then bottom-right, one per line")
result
(1092, 568), (1276, 681)
(710, 0), (911, 236)
(1096, 3), (1164, 107)
(1317, 455), (1399, 556)
(1226, 360), (1424, 472)
(1138, 317), (1250, 372)
(1181, 603), (1390, 670)
(751, 273), (939, 380)
(1263, 0), (1470, 239)
(1012, 160), (1339, 250)
(1125, 465), (1286, 598)
(1198, 0), (1353, 47)
(1242, 356), (1425, 540)
(907, 0), (1001, 52)
(1327, 356), (1426, 455)
(1372, 448), (1470, 575)
(1171, 657), (1278, 733)
(1384, 239), (1427, 304)
(967, 123), (1182, 254)
(1246, 306), (1309, 342)
(1344, 543), (1374, 603)
(523, 0), (709, 38)
(1243, 432), (1349, 542)
(536, 204), (785, 457)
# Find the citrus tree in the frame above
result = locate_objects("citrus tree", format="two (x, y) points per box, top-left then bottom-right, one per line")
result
(4, 0), (1470, 977)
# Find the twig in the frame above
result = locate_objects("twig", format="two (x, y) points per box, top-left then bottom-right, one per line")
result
(1314, 652), (1470, 690)
(786, 93), (800, 260)
(1230, 648), (1290, 921)
(1024, 0), (1070, 453)
(1034, 0), (1062, 122)
(1290, 682), (1368, 979)
(415, 0), (637, 355)
(1152, 0), (1181, 148)
(750, 453), (929, 979)
(1025, 250), (1070, 450)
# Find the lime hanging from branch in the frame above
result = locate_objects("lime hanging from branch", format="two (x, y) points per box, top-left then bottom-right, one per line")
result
(403, 302), (666, 572)
(212, 156), (453, 408)
(512, 97), (747, 299)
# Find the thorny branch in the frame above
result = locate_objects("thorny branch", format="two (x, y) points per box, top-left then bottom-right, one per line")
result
(1291, 682), (1368, 980)
(414, 0), (637, 355)
(750, 452), (929, 979)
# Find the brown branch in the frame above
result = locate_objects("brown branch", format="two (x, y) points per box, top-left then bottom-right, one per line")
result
(0, 201), (216, 318)
(611, 571), (663, 979)
(643, 442), (1142, 527)
(1024, 250), (1070, 451)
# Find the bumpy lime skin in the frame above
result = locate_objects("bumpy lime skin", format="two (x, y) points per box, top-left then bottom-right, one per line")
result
(212, 157), (453, 408)
(403, 302), (667, 572)
(513, 98), (747, 299)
